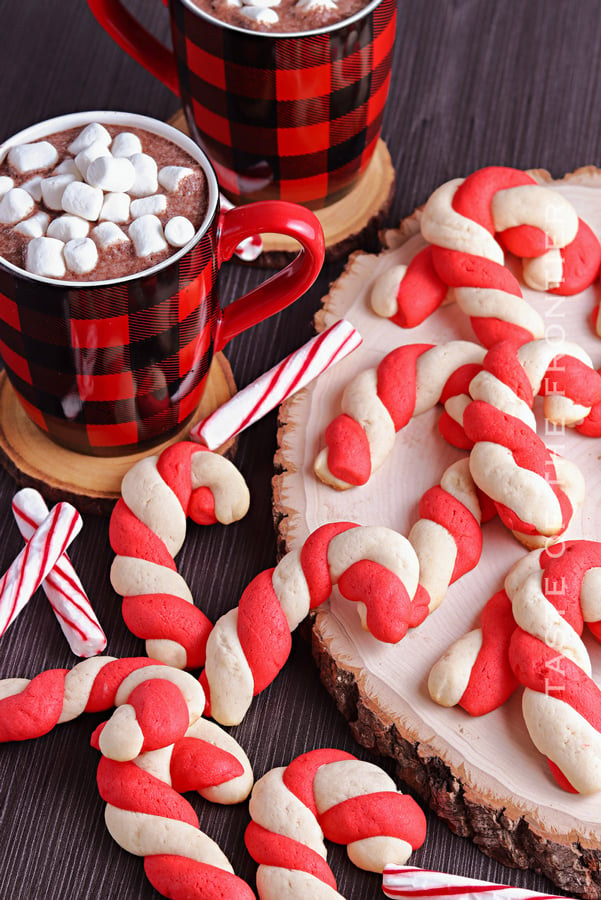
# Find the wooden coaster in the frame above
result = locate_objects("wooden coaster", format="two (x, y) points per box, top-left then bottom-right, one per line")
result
(0, 352), (236, 516)
(169, 110), (395, 267)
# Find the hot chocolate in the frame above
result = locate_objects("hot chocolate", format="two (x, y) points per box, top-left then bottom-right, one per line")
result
(0, 122), (208, 283)
(189, 0), (368, 33)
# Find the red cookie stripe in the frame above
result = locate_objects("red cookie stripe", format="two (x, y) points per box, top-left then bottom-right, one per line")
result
(376, 343), (433, 430)
(126, 679), (190, 752)
(459, 590), (519, 716)
(299, 521), (358, 609)
(145, 854), (255, 900)
(97, 757), (199, 826)
(85, 657), (163, 711)
(121, 594), (212, 670)
(392, 247), (447, 329)
(319, 792), (427, 850)
(110, 498), (176, 569)
(338, 559), (420, 642)
(418, 485), (483, 582)
(245, 821), (338, 890)
(170, 738), (244, 793)
(236, 569), (292, 693)
(0, 668), (68, 742)
(451, 166), (536, 231)
(324, 414), (372, 485)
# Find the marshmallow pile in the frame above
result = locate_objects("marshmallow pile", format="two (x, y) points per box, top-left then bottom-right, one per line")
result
(217, 0), (340, 27)
(0, 122), (200, 280)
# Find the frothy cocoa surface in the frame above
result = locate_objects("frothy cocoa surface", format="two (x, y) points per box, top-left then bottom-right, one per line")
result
(190, 0), (368, 33)
(0, 124), (208, 283)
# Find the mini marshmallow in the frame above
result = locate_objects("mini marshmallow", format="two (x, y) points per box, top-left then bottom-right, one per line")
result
(61, 181), (104, 221)
(0, 176), (14, 198)
(20, 175), (43, 201)
(0, 187), (35, 224)
(158, 165), (194, 192)
(86, 156), (136, 193)
(74, 141), (111, 181)
(53, 158), (83, 179)
(8, 140), (58, 174)
(99, 191), (131, 224)
(165, 216), (195, 248)
(47, 214), (90, 242)
(25, 236), (66, 279)
(240, 5), (279, 24)
(41, 174), (78, 211)
(68, 122), (112, 155)
(128, 153), (158, 197)
(14, 211), (50, 238)
(129, 214), (167, 257)
(91, 221), (130, 250)
(130, 194), (167, 218)
(111, 132), (143, 158)
(64, 237), (99, 276)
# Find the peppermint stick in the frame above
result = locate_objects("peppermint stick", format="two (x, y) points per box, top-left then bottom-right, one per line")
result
(11, 489), (106, 657)
(383, 865), (570, 899)
(0, 500), (82, 639)
(190, 319), (362, 450)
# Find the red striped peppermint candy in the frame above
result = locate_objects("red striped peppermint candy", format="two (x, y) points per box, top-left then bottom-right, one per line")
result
(383, 865), (570, 899)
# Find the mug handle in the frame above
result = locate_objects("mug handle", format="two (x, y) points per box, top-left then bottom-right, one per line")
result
(87, 0), (180, 95)
(214, 202), (325, 353)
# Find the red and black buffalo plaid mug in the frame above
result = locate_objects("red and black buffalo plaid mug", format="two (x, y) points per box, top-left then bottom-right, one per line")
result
(0, 111), (325, 456)
(87, 0), (397, 209)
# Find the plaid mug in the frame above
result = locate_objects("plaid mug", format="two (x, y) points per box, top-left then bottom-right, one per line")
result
(87, 0), (397, 209)
(0, 111), (325, 456)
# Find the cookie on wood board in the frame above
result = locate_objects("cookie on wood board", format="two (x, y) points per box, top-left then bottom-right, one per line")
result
(273, 167), (601, 898)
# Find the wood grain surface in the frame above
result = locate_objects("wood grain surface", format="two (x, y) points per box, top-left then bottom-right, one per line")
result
(2, 1), (601, 898)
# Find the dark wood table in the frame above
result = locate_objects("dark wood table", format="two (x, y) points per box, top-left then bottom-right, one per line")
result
(1, 1), (598, 896)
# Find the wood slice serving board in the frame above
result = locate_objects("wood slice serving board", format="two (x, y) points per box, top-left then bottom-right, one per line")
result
(273, 169), (601, 898)
(0, 352), (235, 516)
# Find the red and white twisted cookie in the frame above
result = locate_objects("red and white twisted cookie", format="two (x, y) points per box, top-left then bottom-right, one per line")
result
(429, 540), (601, 793)
(463, 339), (601, 545)
(245, 748), (427, 899)
(200, 522), (429, 725)
(0, 655), (163, 742)
(109, 441), (250, 669)
(371, 166), (601, 346)
(507, 540), (601, 793)
(94, 745), (254, 899)
(314, 340), (486, 489)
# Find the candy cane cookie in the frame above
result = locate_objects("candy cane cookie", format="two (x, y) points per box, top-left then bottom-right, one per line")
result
(463, 338), (601, 545)
(109, 441), (250, 669)
(418, 166), (599, 346)
(245, 748), (427, 900)
(95, 755), (255, 900)
(314, 340), (486, 489)
(506, 540), (601, 793)
(200, 522), (429, 725)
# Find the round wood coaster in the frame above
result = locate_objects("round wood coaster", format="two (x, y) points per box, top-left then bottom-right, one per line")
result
(169, 110), (395, 267)
(0, 353), (236, 516)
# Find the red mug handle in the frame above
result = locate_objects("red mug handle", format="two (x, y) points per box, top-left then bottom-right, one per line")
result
(214, 202), (325, 353)
(87, 0), (179, 94)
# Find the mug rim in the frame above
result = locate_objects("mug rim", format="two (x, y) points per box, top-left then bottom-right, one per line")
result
(0, 110), (221, 289)
(178, 0), (386, 38)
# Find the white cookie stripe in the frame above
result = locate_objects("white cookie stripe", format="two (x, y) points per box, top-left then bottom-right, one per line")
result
(190, 319), (362, 451)
(11, 488), (106, 657)
(383, 865), (567, 898)
(0, 501), (82, 638)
